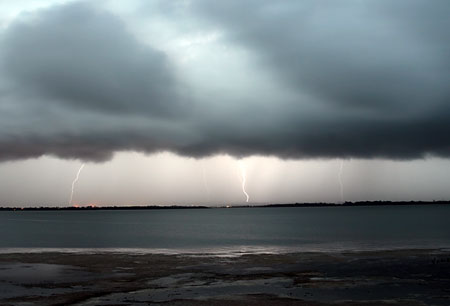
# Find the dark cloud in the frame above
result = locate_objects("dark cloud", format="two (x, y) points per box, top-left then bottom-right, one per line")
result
(182, 0), (450, 158)
(1, 2), (181, 115)
(192, 0), (449, 111)
(0, 0), (449, 162)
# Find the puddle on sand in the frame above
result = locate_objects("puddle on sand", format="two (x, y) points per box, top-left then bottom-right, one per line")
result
(0, 262), (93, 285)
(0, 263), (95, 300)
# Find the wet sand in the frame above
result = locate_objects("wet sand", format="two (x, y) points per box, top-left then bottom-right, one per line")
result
(0, 249), (449, 305)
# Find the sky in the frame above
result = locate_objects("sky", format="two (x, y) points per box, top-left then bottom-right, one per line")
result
(0, 0), (449, 206)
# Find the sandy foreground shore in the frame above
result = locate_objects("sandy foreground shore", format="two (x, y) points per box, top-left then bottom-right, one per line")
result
(0, 249), (449, 305)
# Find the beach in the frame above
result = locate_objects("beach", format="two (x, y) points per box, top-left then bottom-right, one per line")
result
(1, 249), (450, 305)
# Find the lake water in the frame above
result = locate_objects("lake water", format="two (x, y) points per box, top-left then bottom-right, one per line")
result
(1, 205), (449, 255)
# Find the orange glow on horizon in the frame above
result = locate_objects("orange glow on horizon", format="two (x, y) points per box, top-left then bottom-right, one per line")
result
(71, 203), (98, 208)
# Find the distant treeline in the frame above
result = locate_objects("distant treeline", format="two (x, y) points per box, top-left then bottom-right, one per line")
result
(0, 201), (449, 211)
(263, 200), (450, 208)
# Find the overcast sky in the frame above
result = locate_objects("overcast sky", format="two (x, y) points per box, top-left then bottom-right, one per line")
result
(0, 0), (449, 206)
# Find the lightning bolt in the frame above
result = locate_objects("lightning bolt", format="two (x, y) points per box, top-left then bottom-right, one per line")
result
(338, 160), (345, 203)
(69, 163), (85, 206)
(239, 161), (250, 203)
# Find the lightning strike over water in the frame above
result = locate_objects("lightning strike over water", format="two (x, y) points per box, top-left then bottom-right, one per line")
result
(69, 163), (85, 205)
(338, 160), (345, 203)
(239, 161), (250, 203)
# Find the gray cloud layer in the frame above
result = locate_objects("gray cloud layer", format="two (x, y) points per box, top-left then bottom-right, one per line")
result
(193, 1), (449, 111)
(2, 3), (180, 115)
(0, 1), (449, 161)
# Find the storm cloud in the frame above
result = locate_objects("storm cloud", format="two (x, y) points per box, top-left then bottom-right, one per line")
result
(0, 0), (449, 162)
(2, 2), (181, 115)
(192, 0), (449, 111)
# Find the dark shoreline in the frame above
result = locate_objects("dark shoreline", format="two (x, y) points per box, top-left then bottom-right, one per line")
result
(1, 200), (450, 211)
(1, 248), (449, 305)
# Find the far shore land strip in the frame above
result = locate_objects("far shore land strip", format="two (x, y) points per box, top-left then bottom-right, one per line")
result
(0, 200), (449, 211)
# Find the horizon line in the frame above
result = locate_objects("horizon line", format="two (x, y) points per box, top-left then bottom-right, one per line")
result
(1, 200), (450, 210)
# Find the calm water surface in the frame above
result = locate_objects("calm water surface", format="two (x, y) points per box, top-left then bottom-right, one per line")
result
(1, 206), (449, 254)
